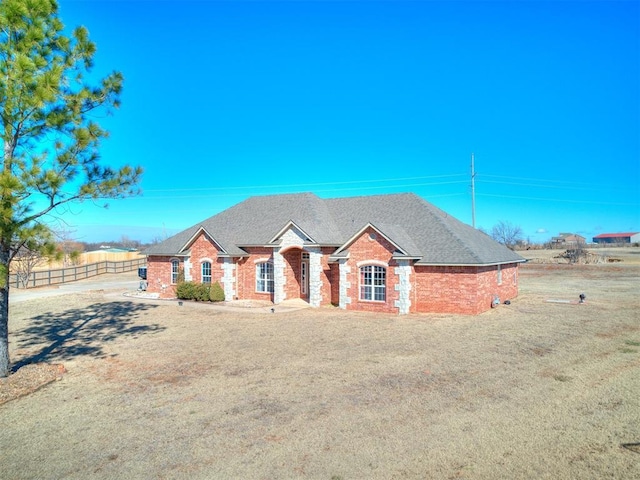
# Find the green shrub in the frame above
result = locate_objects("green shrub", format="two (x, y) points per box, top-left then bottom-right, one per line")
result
(176, 281), (225, 302)
(209, 281), (225, 302)
(176, 281), (197, 300)
(194, 283), (210, 302)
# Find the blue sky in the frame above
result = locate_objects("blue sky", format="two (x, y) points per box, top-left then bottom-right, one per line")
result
(52, 0), (638, 244)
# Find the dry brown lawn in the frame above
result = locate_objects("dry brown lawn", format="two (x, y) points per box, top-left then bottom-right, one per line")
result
(1, 250), (639, 479)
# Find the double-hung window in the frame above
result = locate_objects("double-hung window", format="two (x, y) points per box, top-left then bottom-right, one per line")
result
(360, 265), (386, 301)
(256, 262), (274, 293)
(171, 259), (179, 284)
(201, 261), (212, 284)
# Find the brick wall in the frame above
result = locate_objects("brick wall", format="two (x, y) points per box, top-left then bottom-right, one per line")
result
(282, 248), (302, 300)
(146, 255), (177, 299)
(343, 227), (400, 314)
(329, 262), (340, 305)
(319, 247), (335, 305)
(189, 234), (224, 285)
(414, 263), (519, 314)
(235, 247), (274, 302)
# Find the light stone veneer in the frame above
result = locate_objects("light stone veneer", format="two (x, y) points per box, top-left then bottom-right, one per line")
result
(273, 249), (286, 304)
(221, 257), (236, 300)
(394, 260), (412, 314)
(273, 226), (308, 305)
(307, 247), (322, 307)
(183, 259), (192, 282)
(338, 261), (351, 309)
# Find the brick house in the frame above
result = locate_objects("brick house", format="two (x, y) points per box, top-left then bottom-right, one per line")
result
(551, 233), (586, 247)
(144, 193), (525, 315)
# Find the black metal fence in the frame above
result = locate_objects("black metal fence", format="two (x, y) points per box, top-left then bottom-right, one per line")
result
(10, 258), (147, 289)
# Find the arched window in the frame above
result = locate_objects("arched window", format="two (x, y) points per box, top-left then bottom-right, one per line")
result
(256, 262), (274, 293)
(360, 265), (386, 301)
(201, 261), (212, 284)
(171, 259), (180, 284)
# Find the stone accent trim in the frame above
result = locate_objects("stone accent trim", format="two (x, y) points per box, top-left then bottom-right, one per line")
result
(307, 247), (322, 307)
(183, 258), (192, 282)
(221, 257), (236, 301)
(394, 260), (412, 315)
(338, 260), (351, 309)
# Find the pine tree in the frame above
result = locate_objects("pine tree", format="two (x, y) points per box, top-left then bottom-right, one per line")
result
(0, 0), (142, 376)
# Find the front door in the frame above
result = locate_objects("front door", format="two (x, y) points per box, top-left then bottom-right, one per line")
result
(300, 252), (309, 299)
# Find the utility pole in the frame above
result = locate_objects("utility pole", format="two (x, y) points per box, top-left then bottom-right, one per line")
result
(471, 153), (476, 228)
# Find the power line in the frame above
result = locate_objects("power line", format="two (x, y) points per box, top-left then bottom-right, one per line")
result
(477, 192), (639, 207)
(477, 178), (637, 192)
(136, 180), (470, 201)
(478, 173), (634, 191)
(143, 173), (468, 194)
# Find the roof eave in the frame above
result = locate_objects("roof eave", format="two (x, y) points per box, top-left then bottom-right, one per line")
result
(391, 255), (422, 261)
(145, 252), (190, 258)
(414, 259), (528, 267)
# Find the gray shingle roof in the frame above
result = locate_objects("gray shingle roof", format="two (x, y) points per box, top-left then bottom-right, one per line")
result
(144, 192), (525, 265)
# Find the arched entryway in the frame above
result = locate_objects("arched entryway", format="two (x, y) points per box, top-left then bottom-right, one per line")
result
(280, 246), (309, 301)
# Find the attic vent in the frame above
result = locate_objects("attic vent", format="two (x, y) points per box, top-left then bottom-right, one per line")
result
(369, 232), (377, 240)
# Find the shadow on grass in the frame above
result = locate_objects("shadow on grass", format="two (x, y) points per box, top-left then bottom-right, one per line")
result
(12, 301), (164, 372)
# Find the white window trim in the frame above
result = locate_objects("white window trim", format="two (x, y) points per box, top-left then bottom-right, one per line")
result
(201, 259), (213, 284)
(255, 261), (274, 293)
(356, 259), (388, 268)
(170, 258), (180, 285)
(359, 264), (387, 302)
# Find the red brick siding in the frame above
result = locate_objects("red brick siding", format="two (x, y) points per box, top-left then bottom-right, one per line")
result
(329, 263), (340, 305)
(344, 228), (399, 314)
(235, 247), (274, 302)
(189, 234), (224, 285)
(414, 263), (519, 314)
(147, 255), (188, 299)
(282, 249), (302, 300)
(413, 266), (479, 314)
(319, 247), (335, 305)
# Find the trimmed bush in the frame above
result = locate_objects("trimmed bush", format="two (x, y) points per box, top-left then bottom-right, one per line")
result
(176, 281), (197, 300)
(176, 281), (225, 303)
(194, 283), (210, 302)
(210, 281), (225, 302)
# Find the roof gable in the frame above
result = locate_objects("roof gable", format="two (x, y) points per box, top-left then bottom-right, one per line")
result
(334, 222), (420, 259)
(269, 220), (317, 245)
(181, 227), (226, 254)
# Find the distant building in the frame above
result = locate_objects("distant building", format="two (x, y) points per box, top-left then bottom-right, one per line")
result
(551, 233), (586, 247)
(592, 232), (640, 244)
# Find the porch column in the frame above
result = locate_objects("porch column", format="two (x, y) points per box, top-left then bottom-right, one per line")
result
(183, 258), (192, 281)
(273, 248), (285, 304)
(308, 247), (322, 307)
(394, 260), (412, 315)
(338, 260), (351, 309)
(221, 257), (236, 301)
